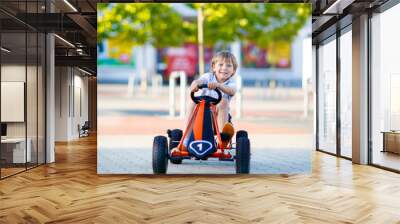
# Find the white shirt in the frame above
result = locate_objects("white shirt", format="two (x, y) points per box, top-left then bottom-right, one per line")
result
(194, 72), (237, 102)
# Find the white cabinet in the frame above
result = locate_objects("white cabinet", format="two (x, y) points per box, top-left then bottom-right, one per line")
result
(1, 138), (31, 163)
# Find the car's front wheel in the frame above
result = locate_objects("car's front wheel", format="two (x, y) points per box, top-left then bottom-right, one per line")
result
(152, 136), (168, 174)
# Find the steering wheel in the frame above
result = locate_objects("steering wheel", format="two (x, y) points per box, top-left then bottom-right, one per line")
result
(191, 84), (222, 105)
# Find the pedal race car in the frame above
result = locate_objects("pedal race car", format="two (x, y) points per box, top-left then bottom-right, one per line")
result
(152, 84), (250, 174)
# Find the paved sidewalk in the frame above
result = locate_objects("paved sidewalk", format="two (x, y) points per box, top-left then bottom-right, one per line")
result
(98, 135), (312, 174)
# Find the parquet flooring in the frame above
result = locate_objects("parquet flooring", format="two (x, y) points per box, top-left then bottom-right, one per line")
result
(1, 167), (26, 177)
(1, 135), (400, 223)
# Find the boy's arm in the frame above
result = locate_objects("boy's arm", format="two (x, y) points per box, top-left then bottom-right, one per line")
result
(217, 83), (236, 96)
(190, 80), (201, 92)
(208, 82), (236, 96)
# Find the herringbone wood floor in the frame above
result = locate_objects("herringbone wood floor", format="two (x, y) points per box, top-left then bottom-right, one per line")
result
(1, 135), (400, 223)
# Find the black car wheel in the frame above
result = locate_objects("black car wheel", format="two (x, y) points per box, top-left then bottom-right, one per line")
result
(152, 136), (168, 174)
(236, 130), (248, 143)
(236, 137), (250, 174)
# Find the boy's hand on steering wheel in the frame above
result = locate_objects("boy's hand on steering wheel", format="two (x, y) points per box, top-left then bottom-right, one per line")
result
(207, 82), (220, 90)
(190, 81), (200, 92)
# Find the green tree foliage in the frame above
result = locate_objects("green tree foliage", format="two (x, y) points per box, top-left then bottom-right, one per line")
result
(188, 3), (311, 48)
(98, 3), (190, 48)
(98, 3), (311, 48)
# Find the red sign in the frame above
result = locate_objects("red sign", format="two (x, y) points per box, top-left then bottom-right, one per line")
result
(165, 44), (197, 77)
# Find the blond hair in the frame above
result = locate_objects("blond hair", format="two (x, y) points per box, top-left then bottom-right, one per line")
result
(210, 51), (238, 76)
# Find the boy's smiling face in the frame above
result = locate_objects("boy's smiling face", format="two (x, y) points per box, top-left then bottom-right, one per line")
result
(212, 59), (235, 83)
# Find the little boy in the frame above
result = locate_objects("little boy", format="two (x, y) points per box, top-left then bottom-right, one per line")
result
(187, 51), (238, 142)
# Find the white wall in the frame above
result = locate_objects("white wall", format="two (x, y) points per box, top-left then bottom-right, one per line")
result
(72, 73), (89, 138)
(55, 66), (69, 141)
(55, 67), (89, 141)
(74, 74), (89, 123)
